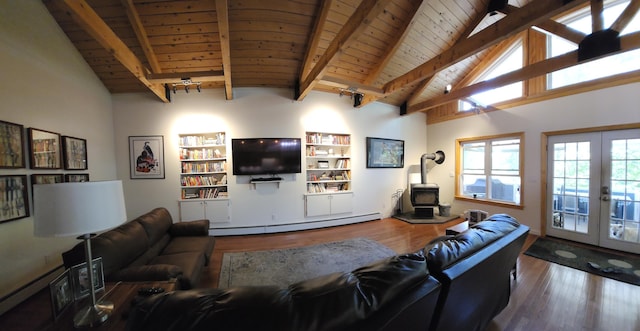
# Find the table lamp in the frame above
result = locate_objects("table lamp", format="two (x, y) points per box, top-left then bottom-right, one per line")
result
(33, 180), (127, 328)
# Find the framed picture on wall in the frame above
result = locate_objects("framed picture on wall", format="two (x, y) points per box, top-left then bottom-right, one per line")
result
(0, 120), (26, 169)
(0, 175), (29, 223)
(65, 173), (89, 182)
(28, 128), (61, 169)
(366, 137), (405, 168)
(129, 135), (165, 179)
(62, 136), (87, 170)
(32, 174), (64, 186)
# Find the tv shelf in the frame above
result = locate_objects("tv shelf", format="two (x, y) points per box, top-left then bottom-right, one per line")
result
(179, 132), (228, 200)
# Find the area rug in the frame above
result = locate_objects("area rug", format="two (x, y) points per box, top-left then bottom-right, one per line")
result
(524, 236), (640, 286)
(393, 212), (458, 224)
(218, 238), (396, 288)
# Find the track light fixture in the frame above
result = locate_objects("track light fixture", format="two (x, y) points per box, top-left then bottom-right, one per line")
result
(171, 78), (202, 94)
(444, 84), (452, 94)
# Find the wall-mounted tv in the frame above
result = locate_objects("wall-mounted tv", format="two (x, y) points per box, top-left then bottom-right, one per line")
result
(231, 138), (302, 175)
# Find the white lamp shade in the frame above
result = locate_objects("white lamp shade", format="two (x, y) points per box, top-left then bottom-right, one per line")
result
(33, 180), (127, 237)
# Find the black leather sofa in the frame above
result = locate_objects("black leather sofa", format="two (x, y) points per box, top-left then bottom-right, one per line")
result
(125, 214), (529, 331)
(62, 207), (215, 289)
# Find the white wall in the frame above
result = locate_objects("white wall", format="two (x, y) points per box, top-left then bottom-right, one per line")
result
(426, 83), (640, 234)
(113, 88), (428, 227)
(0, 1), (116, 300)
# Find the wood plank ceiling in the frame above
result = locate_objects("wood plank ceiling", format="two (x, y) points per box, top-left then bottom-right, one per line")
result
(42, 0), (639, 114)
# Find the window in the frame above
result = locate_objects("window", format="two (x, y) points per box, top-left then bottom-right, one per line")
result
(548, 0), (640, 89)
(456, 133), (523, 206)
(459, 42), (524, 110)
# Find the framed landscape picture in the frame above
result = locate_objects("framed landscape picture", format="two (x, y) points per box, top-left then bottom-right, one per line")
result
(366, 137), (404, 168)
(0, 120), (25, 168)
(129, 135), (165, 179)
(62, 136), (87, 170)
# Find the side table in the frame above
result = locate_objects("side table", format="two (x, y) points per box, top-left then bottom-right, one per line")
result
(47, 281), (175, 330)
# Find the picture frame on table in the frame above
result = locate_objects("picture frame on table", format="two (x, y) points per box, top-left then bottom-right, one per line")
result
(62, 136), (87, 170)
(49, 269), (73, 320)
(366, 137), (404, 168)
(0, 175), (29, 223)
(0, 120), (26, 169)
(69, 257), (105, 300)
(65, 173), (90, 182)
(28, 128), (61, 169)
(129, 135), (165, 179)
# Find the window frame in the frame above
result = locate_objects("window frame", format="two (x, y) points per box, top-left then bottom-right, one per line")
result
(455, 132), (525, 209)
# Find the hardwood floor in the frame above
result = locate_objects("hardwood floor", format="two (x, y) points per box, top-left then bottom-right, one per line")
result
(1, 217), (639, 330)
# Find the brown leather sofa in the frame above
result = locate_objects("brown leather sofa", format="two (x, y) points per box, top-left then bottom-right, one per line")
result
(125, 214), (528, 331)
(62, 207), (215, 289)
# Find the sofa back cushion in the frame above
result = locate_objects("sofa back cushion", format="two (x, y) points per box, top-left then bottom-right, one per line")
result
(126, 253), (433, 331)
(425, 214), (519, 272)
(135, 207), (173, 245)
(90, 220), (150, 277)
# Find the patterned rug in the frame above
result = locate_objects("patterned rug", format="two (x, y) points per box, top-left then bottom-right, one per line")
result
(218, 238), (396, 288)
(524, 236), (640, 286)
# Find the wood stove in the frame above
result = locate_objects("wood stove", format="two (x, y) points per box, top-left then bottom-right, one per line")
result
(411, 183), (439, 218)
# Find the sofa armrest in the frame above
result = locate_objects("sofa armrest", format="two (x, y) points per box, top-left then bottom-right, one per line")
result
(109, 264), (182, 282)
(169, 219), (210, 237)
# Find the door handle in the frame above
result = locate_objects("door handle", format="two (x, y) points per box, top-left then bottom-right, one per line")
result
(601, 196), (610, 201)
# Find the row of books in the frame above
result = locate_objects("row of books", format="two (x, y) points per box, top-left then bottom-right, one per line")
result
(307, 171), (350, 181)
(181, 174), (227, 187)
(181, 161), (226, 173)
(307, 182), (350, 193)
(179, 133), (225, 147)
(306, 133), (350, 145)
(180, 148), (224, 160)
(182, 187), (226, 199)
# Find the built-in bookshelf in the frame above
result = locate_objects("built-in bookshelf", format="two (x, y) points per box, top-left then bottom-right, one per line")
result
(179, 132), (228, 200)
(305, 132), (351, 194)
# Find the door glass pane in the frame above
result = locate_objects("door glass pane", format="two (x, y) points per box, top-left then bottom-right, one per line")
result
(552, 141), (590, 233)
(608, 139), (640, 243)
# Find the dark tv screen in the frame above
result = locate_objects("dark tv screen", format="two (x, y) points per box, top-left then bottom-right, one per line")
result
(232, 138), (302, 175)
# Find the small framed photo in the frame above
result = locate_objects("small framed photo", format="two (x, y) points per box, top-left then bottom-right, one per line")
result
(62, 136), (87, 170)
(129, 135), (165, 179)
(49, 269), (73, 320)
(70, 257), (105, 300)
(0, 120), (26, 168)
(366, 137), (404, 168)
(0, 175), (29, 223)
(65, 173), (90, 182)
(28, 128), (61, 169)
(32, 174), (64, 185)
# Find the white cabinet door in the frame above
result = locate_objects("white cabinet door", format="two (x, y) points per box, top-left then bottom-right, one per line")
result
(305, 194), (331, 217)
(204, 200), (230, 224)
(180, 201), (205, 221)
(330, 192), (353, 214)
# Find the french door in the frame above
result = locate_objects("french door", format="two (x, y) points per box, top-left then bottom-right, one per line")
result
(546, 129), (640, 254)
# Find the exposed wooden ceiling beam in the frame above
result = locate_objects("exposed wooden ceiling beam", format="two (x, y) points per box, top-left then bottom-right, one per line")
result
(215, 0), (233, 100)
(300, 0), (333, 82)
(362, 0), (426, 86)
(120, 0), (161, 74)
(611, 0), (640, 32)
(319, 76), (385, 97)
(534, 20), (586, 44)
(407, 31), (640, 114)
(591, 0), (604, 32)
(51, 0), (168, 102)
(146, 70), (225, 84)
(382, 0), (590, 96)
(296, 0), (393, 101)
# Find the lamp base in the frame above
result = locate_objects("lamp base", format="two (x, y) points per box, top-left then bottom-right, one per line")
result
(73, 300), (114, 328)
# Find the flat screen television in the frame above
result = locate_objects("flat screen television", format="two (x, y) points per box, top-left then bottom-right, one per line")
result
(232, 138), (302, 175)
